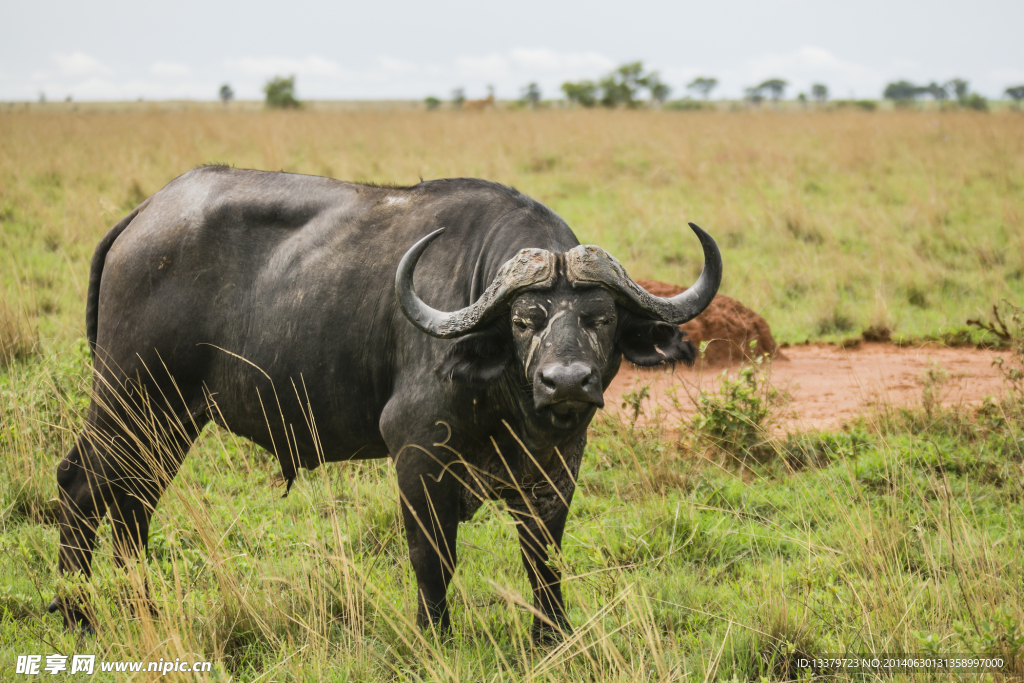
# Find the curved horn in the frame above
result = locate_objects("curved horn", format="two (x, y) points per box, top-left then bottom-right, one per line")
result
(396, 229), (558, 338)
(564, 222), (722, 324)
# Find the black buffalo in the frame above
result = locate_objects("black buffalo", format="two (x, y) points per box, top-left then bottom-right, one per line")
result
(51, 166), (721, 638)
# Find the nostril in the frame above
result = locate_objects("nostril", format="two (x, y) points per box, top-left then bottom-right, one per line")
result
(539, 363), (594, 391)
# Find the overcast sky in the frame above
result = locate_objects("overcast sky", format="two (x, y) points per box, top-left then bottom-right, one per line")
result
(2, 0), (1022, 102)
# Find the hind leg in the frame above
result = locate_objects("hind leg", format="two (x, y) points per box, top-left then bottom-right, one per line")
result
(108, 418), (197, 616)
(50, 405), (203, 630)
(50, 435), (110, 629)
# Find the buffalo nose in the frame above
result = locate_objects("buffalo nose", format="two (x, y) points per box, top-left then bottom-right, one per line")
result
(535, 362), (604, 411)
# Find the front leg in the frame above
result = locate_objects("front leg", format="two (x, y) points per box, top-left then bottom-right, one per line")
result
(506, 436), (583, 641)
(508, 500), (571, 642)
(395, 451), (462, 634)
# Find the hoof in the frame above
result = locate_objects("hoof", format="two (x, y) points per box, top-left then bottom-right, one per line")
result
(48, 597), (94, 633)
(531, 622), (571, 646)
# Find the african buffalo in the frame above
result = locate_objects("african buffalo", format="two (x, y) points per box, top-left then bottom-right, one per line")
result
(51, 166), (721, 639)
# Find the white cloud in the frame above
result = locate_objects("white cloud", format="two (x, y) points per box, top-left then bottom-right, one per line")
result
(150, 61), (191, 77)
(52, 52), (113, 78)
(509, 48), (613, 72)
(225, 55), (347, 78)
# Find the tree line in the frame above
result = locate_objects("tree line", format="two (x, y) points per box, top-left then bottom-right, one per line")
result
(214, 67), (1024, 110)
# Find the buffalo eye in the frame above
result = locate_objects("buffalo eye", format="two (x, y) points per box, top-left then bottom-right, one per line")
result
(512, 314), (545, 333)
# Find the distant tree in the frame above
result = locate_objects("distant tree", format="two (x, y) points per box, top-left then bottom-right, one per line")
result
(424, 96), (441, 110)
(563, 62), (669, 108)
(945, 78), (969, 101)
(599, 61), (648, 107)
(38, 92), (46, 104)
(883, 80), (919, 101)
(811, 83), (829, 102)
(562, 80), (598, 107)
(744, 86), (764, 105)
(219, 84), (234, 104)
(451, 88), (465, 108)
(520, 82), (542, 107)
(646, 72), (671, 103)
(263, 76), (300, 108)
(598, 76), (629, 107)
(758, 79), (788, 101)
(686, 77), (718, 100)
(923, 82), (948, 101)
(1006, 85), (1024, 106)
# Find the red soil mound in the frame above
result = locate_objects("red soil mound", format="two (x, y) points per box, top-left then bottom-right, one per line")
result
(635, 279), (779, 365)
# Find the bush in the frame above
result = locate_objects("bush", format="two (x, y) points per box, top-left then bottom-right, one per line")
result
(423, 96), (441, 111)
(562, 81), (597, 107)
(963, 93), (988, 111)
(690, 349), (789, 464)
(263, 76), (301, 109)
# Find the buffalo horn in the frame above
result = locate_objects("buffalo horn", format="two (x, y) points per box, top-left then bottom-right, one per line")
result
(396, 229), (558, 338)
(563, 222), (722, 324)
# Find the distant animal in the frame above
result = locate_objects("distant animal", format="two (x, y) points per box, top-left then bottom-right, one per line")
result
(51, 167), (721, 639)
(464, 93), (495, 110)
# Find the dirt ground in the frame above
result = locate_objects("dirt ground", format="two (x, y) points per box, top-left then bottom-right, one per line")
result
(606, 342), (1010, 432)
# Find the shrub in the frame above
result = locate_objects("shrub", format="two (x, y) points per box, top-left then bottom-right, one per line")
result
(263, 76), (301, 109)
(423, 96), (441, 111)
(963, 93), (988, 111)
(690, 347), (789, 464)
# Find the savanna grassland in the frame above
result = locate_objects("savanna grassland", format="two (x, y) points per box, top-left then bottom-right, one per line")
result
(2, 107), (1024, 681)
(3, 106), (1024, 349)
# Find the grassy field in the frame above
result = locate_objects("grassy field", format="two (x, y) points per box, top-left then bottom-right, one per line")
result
(1, 339), (1022, 680)
(2, 107), (1023, 680)
(2, 107), (1024, 355)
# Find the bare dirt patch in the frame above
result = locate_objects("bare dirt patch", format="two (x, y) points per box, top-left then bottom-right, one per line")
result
(606, 342), (1009, 432)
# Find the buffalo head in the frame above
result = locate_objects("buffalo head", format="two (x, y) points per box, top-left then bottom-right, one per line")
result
(395, 224), (722, 431)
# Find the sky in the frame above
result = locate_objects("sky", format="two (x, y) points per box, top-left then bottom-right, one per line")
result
(2, 0), (1022, 102)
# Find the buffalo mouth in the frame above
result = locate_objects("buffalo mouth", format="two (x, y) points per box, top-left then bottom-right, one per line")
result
(539, 399), (599, 430)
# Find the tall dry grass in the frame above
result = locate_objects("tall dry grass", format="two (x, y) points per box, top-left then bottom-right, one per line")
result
(1, 338), (1022, 680)
(2, 107), (1023, 349)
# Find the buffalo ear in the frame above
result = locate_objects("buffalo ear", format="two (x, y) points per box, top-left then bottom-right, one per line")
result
(436, 330), (512, 384)
(618, 317), (696, 367)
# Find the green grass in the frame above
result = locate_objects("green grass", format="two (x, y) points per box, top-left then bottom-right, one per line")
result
(3, 106), (1024, 680)
(1, 344), (1022, 681)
